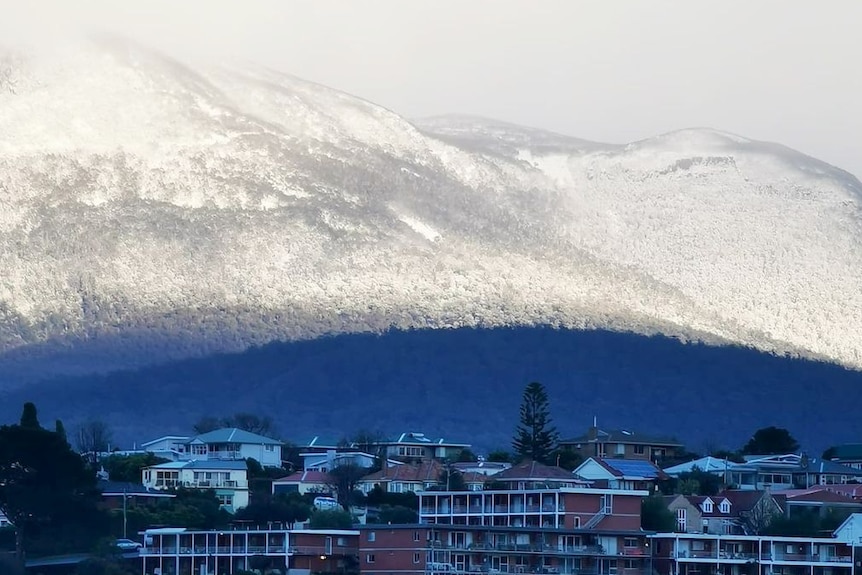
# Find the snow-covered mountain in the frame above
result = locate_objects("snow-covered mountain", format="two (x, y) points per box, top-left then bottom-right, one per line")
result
(1, 36), (861, 381)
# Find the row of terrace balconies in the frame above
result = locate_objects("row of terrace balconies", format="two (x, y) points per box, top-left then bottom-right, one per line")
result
(142, 545), (350, 557)
(422, 505), (566, 515)
(426, 566), (651, 575)
(673, 551), (853, 564)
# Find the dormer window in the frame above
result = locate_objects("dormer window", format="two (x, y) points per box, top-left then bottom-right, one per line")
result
(719, 500), (730, 514)
(702, 499), (713, 513)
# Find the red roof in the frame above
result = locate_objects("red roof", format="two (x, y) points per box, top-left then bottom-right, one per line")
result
(360, 460), (487, 486)
(493, 460), (574, 481)
(361, 460), (443, 483)
(775, 486), (862, 504)
(274, 470), (331, 484)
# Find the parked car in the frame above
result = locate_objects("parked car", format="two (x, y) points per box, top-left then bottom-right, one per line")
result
(115, 538), (142, 550)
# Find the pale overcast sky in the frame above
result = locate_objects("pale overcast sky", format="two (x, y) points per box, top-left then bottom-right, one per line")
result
(3, 0), (861, 178)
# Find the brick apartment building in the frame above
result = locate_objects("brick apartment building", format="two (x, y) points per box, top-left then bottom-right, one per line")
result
(359, 525), (432, 575)
(354, 460), (653, 575)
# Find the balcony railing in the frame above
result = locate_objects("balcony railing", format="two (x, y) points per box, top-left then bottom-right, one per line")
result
(141, 544), (355, 557)
(431, 543), (605, 555)
(427, 567), (651, 575)
(183, 479), (247, 489)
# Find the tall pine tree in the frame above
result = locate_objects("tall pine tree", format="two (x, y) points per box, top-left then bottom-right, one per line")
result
(512, 382), (559, 464)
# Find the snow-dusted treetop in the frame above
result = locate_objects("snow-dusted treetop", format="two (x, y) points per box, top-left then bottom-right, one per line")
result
(0, 37), (860, 374)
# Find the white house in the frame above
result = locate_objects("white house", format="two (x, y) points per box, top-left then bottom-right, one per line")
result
(140, 435), (192, 461)
(141, 428), (283, 467)
(141, 459), (250, 512)
(833, 512), (862, 545)
(301, 449), (403, 472)
(574, 457), (666, 490)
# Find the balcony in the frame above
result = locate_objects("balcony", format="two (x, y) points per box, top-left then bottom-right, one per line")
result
(771, 554), (854, 564)
(434, 543), (605, 555)
(183, 480), (248, 489)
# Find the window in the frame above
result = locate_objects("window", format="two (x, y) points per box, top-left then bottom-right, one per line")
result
(367, 531), (376, 542)
(615, 444), (625, 455)
(414, 531), (420, 542)
(634, 445), (645, 455)
(719, 500), (730, 514)
(337, 537), (346, 547)
(191, 444), (207, 456)
(702, 500), (713, 513)
(414, 553), (421, 564)
(265, 445), (274, 451)
(366, 554), (376, 564)
(398, 446), (425, 457)
(216, 494), (233, 507)
(624, 538), (638, 548)
(624, 560), (639, 569)
(676, 508), (687, 531)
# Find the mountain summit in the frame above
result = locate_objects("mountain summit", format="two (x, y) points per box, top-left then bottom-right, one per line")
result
(1, 37), (861, 383)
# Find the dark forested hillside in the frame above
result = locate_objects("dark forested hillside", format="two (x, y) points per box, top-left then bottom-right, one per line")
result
(1, 327), (858, 453)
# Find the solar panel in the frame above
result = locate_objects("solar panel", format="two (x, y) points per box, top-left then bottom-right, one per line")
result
(606, 459), (661, 478)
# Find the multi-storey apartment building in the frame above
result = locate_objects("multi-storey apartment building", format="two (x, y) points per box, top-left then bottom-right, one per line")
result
(140, 526), (359, 575)
(417, 485), (652, 575)
(650, 530), (860, 575)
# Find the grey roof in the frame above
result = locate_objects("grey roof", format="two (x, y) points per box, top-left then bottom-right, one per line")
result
(730, 455), (862, 476)
(561, 428), (683, 447)
(190, 428), (282, 446)
(828, 443), (862, 460)
(98, 479), (176, 497)
(663, 456), (732, 476)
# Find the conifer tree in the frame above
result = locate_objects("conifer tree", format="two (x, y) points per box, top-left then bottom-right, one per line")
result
(19, 402), (39, 429)
(512, 382), (559, 464)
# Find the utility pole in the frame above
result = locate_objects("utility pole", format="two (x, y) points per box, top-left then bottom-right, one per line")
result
(123, 488), (128, 539)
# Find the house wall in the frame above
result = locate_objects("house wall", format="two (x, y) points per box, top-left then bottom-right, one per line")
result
(666, 498), (703, 533)
(561, 491), (643, 531)
(565, 442), (676, 462)
(359, 527), (428, 575)
(238, 443), (282, 467)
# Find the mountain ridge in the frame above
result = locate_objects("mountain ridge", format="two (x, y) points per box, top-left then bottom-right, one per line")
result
(1, 36), (861, 382)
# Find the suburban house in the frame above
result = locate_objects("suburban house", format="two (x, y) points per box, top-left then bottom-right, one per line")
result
(141, 428), (283, 467)
(376, 432), (471, 462)
(574, 457), (666, 490)
(358, 460), (486, 494)
(96, 479), (176, 510)
(141, 459), (250, 511)
(558, 424), (683, 462)
(825, 443), (862, 470)
(272, 470), (333, 496)
(663, 490), (784, 535)
(663, 456), (733, 477)
(725, 454), (862, 490)
(772, 486), (862, 517)
(491, 459), (587, 490)
(301, 449), (402, 472)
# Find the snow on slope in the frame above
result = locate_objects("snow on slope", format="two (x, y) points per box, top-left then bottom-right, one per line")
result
(0, 38), (861, 374)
